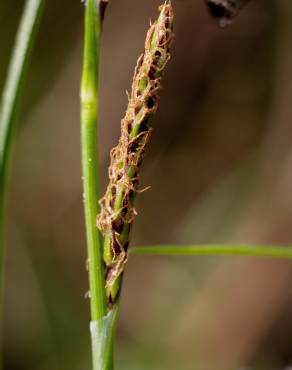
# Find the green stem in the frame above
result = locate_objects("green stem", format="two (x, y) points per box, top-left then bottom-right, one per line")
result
(81, 2), (115, 369)
(81, 0), (106, 321)
(0, 0), (44, 355)
(130, 244), (292, 259)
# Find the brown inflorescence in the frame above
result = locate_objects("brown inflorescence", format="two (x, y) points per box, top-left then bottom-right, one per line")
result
(97, 1), (174, 305)
(206, 0), (248, 27)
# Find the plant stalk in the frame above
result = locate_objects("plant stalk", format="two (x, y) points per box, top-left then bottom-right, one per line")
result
(0, 0), (44, 359)
(81, 0), (107, 322)
(81, 1), (115, 369)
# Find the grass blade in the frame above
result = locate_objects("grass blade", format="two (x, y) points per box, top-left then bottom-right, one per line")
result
(0, 0), (44, 333)
(130, 244), (292, 259)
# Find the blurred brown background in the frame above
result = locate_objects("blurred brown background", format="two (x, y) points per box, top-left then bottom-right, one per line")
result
(1, 0), (292, 369)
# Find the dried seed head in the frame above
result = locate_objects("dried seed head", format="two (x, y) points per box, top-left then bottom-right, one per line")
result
(97, 1), (174, 305)
(100, 0), (109, 21)
(206, 0), (248, 27)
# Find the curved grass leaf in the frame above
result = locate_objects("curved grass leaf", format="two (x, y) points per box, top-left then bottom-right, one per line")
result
(0, 0), (44, 317)
(130, 244), (292, 260)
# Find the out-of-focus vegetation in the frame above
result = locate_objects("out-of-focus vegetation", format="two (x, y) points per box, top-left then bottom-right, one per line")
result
(2, 0), (292, 369)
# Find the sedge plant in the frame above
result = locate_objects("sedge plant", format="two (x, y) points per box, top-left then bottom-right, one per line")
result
(80, 1), (292, 370)
(1, 1), (292, 370)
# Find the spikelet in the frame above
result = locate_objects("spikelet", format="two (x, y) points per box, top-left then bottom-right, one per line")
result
(97, 1), (174, 305)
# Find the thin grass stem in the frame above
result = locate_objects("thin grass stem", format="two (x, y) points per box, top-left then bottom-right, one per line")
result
(81, 0), (107, 321)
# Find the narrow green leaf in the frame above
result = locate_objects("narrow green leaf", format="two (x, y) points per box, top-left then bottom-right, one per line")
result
(0, 0), (44, 331)
(130, 245), (292, 260)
